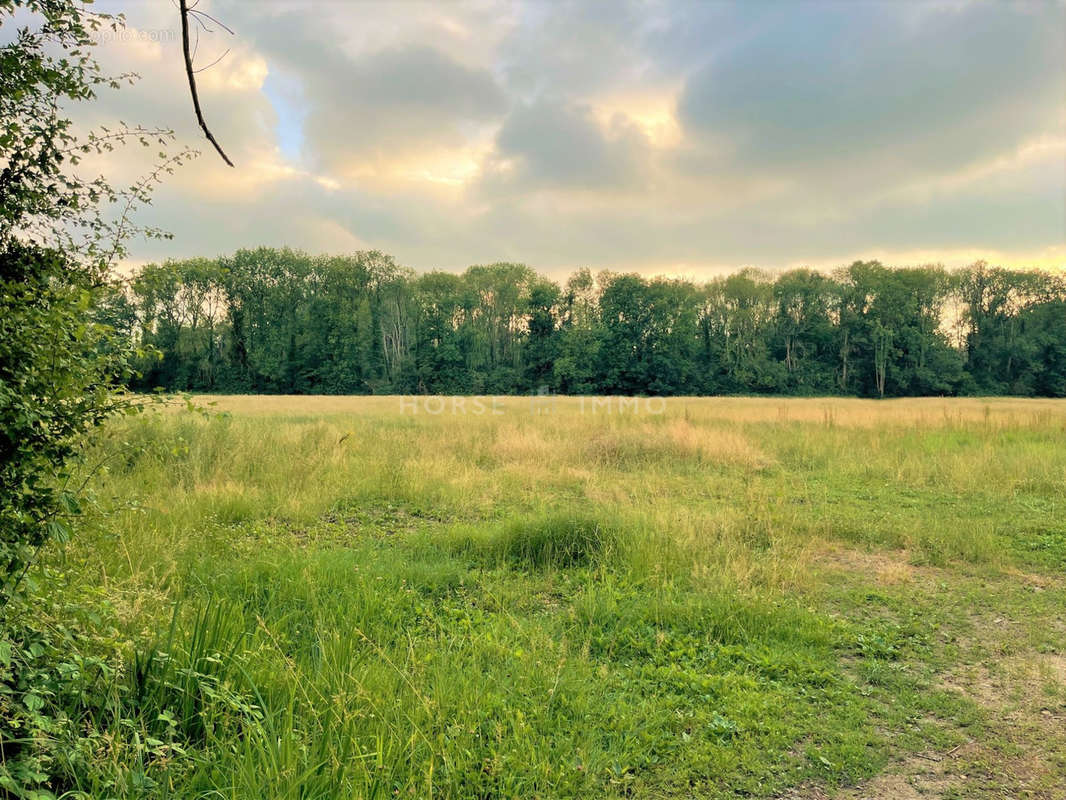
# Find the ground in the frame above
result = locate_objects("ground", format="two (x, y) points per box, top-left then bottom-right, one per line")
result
(62, 396), (1066, 798)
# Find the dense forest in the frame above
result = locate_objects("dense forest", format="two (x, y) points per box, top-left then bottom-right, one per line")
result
(113, 248), (1066, 397)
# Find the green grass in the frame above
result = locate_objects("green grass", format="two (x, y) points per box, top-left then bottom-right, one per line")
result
(42, 396), (1066, 798)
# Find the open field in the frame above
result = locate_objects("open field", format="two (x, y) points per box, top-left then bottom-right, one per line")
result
(57, 396), (1066, 798)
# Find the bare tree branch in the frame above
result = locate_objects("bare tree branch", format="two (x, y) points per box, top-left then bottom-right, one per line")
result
(179, 0), (234, 167)
(189, 8), (235, 35)
(194, 47), (230, 74)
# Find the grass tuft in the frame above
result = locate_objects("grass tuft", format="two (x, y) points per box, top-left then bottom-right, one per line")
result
(446, 511), (628, 570)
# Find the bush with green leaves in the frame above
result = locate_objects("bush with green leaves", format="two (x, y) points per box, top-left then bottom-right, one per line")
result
(1, 1), (193, 794)
(0, 245), (142, 604)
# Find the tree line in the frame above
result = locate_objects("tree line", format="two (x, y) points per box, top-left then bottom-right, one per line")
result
(112, 247), (1066, 397)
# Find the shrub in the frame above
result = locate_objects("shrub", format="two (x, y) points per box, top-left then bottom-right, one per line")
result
(448, 512), (628, 571)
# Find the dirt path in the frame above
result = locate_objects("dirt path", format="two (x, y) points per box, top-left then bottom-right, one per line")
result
(793, 547), (1066, 799)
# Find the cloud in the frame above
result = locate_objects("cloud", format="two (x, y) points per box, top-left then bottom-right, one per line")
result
(676, 1), (1065, 183)
(496, 0), (664, 98)
(478, 98), (653, 193)
(241, 13), (507, 181)
(53, 0), (1065, 276)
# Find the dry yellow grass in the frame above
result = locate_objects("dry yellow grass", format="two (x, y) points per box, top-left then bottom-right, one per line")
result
(120, 394), (1061, 595)
(188, 394), (1066, 428)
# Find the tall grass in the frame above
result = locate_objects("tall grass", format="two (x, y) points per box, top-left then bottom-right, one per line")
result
(47, 396), (1066, 797)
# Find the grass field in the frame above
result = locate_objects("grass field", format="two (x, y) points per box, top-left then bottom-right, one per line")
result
(58, 396), (1066, 798)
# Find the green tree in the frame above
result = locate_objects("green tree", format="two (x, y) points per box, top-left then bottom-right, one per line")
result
(772, 269), (837, 393)
(596, 273), (701, 395)
(0, 0), (189, 598)
(121, 252), (1064, 400)
(553, 269), (602, 394)
(414, 271), (470, 393)
(1, 2), (191, 792)
(959, 263), (1064, 395)
(463, 263), (537, 392)
(524, 278), (562, 392)
(714, 269), (782, 392)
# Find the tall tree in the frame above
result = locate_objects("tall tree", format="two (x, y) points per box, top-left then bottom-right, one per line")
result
(524, 278), (562, 392)
(122, 251), (1063, 400)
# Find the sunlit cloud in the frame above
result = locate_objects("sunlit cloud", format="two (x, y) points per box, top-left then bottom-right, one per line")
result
(792, 246), (1066, 275)
(590, 88), (683, 150)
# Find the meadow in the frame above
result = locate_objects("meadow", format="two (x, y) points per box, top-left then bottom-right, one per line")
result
(55, 396), (1066, 798)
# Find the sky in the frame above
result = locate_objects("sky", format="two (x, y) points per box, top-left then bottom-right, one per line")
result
(74, 0), (1066, 278)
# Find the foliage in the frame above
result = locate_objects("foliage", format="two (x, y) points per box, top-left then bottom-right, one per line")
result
(0, 581), (262, 799)
(0, 246), (142, 604)
(0, 2), (191, 795)
(0, 581), (115, 799)
(125, 251), (1066, 398)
